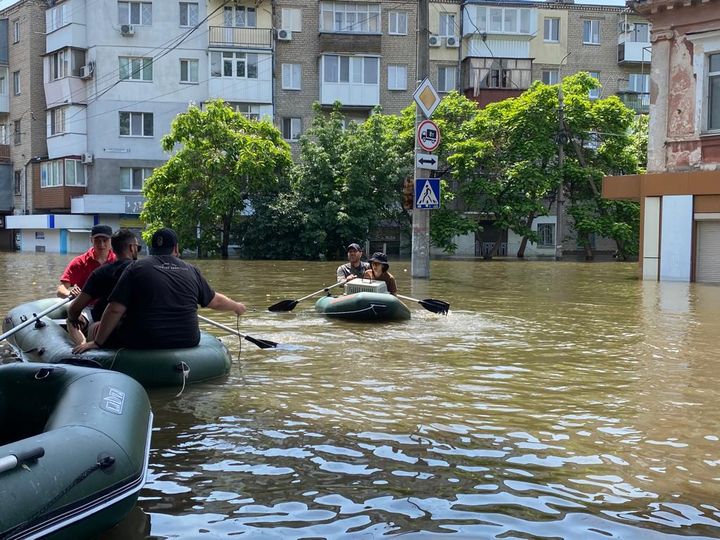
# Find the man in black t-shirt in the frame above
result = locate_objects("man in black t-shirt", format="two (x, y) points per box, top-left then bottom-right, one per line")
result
(72, 227), (246, 352)
(66, 228), (140, 345)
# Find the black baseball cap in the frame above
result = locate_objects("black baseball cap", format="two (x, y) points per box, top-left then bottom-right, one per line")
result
(150, 227), (178, 255)
(346, 243), (362, 252)
(91, 225), (112, 238)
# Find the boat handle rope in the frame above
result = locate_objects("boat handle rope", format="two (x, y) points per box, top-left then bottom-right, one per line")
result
(175, 362), (190, 398)
(13, 455), (116, 536)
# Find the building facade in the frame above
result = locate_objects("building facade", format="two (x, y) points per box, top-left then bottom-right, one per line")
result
(0, 0), (651, 255)
(604, 0), (720, 283)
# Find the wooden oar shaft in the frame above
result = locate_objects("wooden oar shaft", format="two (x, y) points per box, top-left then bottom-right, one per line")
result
(296, 280), (346, 302)
(0, 297), (73, 343)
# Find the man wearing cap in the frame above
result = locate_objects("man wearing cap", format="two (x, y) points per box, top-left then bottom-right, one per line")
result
(57, 224), (117, 298)
(73, 227), (246, 352)
(336, 243), (370, 282)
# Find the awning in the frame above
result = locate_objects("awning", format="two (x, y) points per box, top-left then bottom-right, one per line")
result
(67, 229), (91, 233)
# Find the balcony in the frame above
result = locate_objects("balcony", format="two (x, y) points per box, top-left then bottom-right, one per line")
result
(618, 41), (651, 64)
(318, 32), (381, 54)
(617, 91), (650, 114)
(208, 27), (272, 49)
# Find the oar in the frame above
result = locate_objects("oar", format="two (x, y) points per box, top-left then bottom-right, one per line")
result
(397, 294), (450, 315)
(268, 279), (348, 312)
(0, 447), (45, 475)
(198, 314), (279, 349)
(0, 297), (74, 343)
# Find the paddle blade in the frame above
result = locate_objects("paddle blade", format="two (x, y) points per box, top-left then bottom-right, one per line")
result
(268, 299), (299, 312)
(419, 298), (450, 315)
(244, 335), (279, 349)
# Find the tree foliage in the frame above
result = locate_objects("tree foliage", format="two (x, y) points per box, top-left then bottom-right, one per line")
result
(141, 99), (292, 257)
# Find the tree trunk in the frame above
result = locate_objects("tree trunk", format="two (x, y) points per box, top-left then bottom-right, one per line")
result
(584, 235), (594, 261)
(518, 236), (528, 258)
(221, 215), (231, 259)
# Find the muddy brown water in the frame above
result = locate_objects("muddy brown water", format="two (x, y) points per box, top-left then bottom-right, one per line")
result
(1, 253), (719, 539)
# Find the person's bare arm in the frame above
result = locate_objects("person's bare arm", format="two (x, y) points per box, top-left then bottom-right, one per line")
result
(206, 292), (246, 316)
(72, 302), (126, 353)
(57, 281), (81, 298)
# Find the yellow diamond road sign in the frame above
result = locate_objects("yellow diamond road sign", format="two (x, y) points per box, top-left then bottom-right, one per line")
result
(413, 78), (441, 119)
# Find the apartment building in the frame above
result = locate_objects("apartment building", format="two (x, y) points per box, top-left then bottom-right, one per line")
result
(604, 0), (720, 283)
(0, 0), (651, 254)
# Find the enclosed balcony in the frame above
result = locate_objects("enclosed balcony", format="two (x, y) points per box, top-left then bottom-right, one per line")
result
(617, 91), (650, 114)
(208, 26), (272, 49)
(618, 22), (651, 64)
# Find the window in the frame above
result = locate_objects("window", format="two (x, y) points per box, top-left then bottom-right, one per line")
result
(628, 73), (649, 93)
(708, 54), (720, 131)
(282, 117), (302, 141)
(40, 161), (63, 187)
(13, 120), (20, 145)
(0, 124), (6, 144)
(486, 67), (511, 88)
(179, 2), (198, 27)
(475, 7), (531, 34)
(119, 57), (153, 81)
(47, 4), (68, 32)
(120, 167), (152, 191)
(210, 51), (259, 78)
(388, 11), (407, 35)
(439, 13), (455, 38)
(282, 63), (301, 90)
(180, 59), (199, 83)
(438, 66), (457, 92)
(12, 20), (19, 43)
(230, 103), (261, 121)
(323, 55), (378, 84)
(49, 108), (65, 135)
(630, 22), (649, 43)
(537, 223), (555, 247)
(35, 232), (44, 240)
(70, 50), (87, 77)
(320, 2), (380, 33)
(583, 20), (600, 45)
(65, 160), (86, 186)
(224, 5), (256, 27)
(14, 171), (21, 196)
(51, 50), (68, 80)
(119, 111), (153, 137)
(588, 71), (600, 99)
(541, 70), (559, 85)
(118, 1), (152, 25)
(0, 76), (5, 95)
(12, 71), (20, 95)
(281, 8), (301, 32)
(544, 17), (559, 42)
(388, 64), (407, 90)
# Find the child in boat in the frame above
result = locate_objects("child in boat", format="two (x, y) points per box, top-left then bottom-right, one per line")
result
(363, 252), (398, 295)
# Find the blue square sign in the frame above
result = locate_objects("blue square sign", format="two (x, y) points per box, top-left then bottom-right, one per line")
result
(415, 178), (441, 209)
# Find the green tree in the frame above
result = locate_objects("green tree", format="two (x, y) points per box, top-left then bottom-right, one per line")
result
(141, 99), (292, 257)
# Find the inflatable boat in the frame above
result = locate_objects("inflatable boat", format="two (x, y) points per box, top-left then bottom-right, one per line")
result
(0, 362), (152, 540)
(3, 298), (232, 388)
(314, 280), (411, 321)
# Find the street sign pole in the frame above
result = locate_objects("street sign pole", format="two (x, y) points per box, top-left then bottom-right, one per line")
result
(412, 0), (430, 279)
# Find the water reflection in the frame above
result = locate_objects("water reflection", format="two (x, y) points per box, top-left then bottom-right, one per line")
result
(1, 254), (719, 538)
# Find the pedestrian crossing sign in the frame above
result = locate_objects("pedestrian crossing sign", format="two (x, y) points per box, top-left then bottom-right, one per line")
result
(415, 178), (441, 209)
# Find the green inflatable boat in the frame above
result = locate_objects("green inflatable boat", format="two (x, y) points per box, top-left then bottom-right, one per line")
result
(315, 292), (411, 321)
(3, 298), (232, 388)
(0, 362), (152, 540)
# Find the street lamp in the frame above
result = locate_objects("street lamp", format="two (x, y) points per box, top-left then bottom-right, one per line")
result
(556, 52), (571, 261)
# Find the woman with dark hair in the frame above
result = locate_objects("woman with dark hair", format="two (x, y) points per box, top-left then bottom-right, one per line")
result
(363, 252), (398, 295)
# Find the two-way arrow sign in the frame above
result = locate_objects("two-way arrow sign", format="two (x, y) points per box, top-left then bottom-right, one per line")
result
(416, 153), (438, 171)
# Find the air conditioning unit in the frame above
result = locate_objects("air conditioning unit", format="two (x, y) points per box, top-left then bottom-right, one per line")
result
(120, 24), (134, 36)
(446, 36), (460, 48)
(79, 64), (93, 79)
(277, 28), (292, 41)
(428, 34), (441, 47)
(81, 153), (94, 164)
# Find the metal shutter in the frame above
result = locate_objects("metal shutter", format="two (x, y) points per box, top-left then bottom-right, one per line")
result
(696, 221), (720, 282)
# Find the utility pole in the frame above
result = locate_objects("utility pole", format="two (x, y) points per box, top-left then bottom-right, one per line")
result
(555, 52), (571, 261)
(412, 0), (430, 278)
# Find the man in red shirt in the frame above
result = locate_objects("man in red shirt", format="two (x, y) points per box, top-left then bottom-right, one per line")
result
(57, 225), (117, 298)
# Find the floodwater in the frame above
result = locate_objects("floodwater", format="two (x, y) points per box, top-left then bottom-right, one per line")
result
(2, 252), (720, 539)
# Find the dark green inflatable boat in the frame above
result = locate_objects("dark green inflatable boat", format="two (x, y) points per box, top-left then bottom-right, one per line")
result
(315, 292), (411, 321)
(3, 298), (232, 388)
(0, 362), (152, 540)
